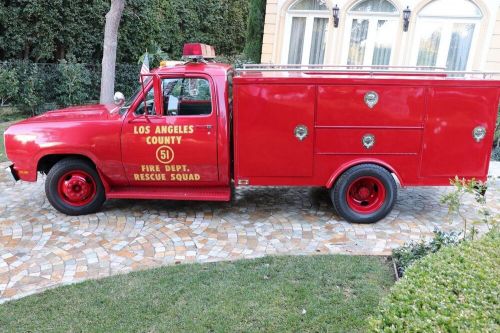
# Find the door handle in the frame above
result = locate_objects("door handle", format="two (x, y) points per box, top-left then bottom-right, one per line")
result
(195, 125), (213, 130)
(128, 118), (148, 124)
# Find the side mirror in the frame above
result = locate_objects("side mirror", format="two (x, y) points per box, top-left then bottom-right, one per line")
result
(114, 92), (125, 105)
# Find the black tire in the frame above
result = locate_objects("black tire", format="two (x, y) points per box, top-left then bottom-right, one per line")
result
(330, 164), (397, 224)
(45, 158), (106, 215)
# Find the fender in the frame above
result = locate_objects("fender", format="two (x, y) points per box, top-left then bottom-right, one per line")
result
(326, 158), (403, 189)
(34, 149), (111, 192)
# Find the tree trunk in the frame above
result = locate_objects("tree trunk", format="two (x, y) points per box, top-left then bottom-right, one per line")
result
(99, 0), (125, 104)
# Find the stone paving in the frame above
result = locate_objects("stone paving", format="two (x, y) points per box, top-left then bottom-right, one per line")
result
(0, 161), (499, 303)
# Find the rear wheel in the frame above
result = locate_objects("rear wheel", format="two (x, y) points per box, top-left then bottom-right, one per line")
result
(331, 164), (397, 223)
(45, 158), (105, 215)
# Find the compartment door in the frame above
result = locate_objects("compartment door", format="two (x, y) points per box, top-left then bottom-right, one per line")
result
(421, 87), (498, 178)
(236, 84), (315, 177)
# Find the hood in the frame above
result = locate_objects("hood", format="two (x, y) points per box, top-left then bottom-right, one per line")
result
(21, 104), (120, 123)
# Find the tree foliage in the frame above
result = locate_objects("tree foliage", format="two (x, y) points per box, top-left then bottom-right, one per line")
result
(14, 62), (45, 115)
(55, 56), (92, 107)
(0, 67), (19, 106)
(0, 0), (249, 64)
(244, 0), (266, 63)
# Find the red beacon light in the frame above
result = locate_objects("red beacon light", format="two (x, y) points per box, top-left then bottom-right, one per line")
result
(182, 43), (216, 60)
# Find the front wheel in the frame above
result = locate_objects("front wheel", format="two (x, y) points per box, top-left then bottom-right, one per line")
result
(45, 158), (106, 215)
(331, 164), (397, 223)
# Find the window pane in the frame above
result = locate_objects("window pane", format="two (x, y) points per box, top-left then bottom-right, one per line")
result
(134, 87), (155, 116)
(351, 0), (397, 13)
(372, 20), (396, 65)
(290, 0), (328, 11)
(309, 18), (328, 64)
(347, 19), (369, 65)
(162, 78), (212, 116)
(288, 17), (307, 64)
(416, 23), (443, 67)
(420, 0), (482, 18)
(446, 23), (475, 71)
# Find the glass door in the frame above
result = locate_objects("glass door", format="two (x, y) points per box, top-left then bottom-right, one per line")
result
(345, 17), (398, 66)
(286, 16), (329, 65)
(412, 0), (482, 71)
(414, 21), (476, 71)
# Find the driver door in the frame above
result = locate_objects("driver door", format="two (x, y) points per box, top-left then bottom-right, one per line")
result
(121, 74), (219, 186)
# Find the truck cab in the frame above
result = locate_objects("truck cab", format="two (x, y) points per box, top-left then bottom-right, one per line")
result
(4, 43), (500, 223)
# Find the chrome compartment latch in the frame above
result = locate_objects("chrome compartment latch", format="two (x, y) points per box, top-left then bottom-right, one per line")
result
(294, 125), (309, 141)
(362, 134), (375, 149)
(472, 126), (486, 142)
(364, 91), (379, 109)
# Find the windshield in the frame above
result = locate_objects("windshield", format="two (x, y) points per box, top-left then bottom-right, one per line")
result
(119, 77), (153, 115)
(119, 87), (141, 115)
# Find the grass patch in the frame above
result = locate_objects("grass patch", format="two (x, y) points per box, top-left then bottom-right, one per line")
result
(0, 255), (393, 332)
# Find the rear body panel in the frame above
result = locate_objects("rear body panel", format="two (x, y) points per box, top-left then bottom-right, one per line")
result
(233, 73), (500, 187)
(234, 84), (315, 178)
(420, 87), (498, 179)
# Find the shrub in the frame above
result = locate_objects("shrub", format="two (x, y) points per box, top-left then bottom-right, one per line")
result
(55, 56), (92, 107)
(244, 0), (266, 63)
(370, 230), (500, 332)
(13, 62), (45, 116)
(0, 67), (19, 106)
(1, 0), (249, 64)
(493, 146), (500, 161)
(115, 63), (142, 99)
(2, 56), (251, 113)
(215, 54), (255, 68)
(392, 230), (462, 277)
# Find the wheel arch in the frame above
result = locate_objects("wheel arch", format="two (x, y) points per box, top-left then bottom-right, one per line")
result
(37, 153), (111, 192)
(37, 154), (97, 175)
(326, 158), (403, 189)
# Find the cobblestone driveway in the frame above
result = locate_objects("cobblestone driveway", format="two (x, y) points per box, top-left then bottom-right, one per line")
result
(1, 161), (499, 303)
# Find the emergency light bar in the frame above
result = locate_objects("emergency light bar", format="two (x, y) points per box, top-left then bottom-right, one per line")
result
(183, 43), (216, 59)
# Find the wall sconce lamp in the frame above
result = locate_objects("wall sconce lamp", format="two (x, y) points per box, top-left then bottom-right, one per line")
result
(403, 6), (411, 32)
(332, 4), (340, 28)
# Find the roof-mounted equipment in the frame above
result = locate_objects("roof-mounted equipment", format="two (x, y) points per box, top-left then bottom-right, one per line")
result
(182, 43), (216, 62)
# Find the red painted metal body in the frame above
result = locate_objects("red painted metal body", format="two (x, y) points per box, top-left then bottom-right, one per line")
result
(4, 62), (500, 203)
(233, 72), (499, 187)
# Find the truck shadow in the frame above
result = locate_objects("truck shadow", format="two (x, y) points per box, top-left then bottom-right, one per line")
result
(102, 187), (339, 219)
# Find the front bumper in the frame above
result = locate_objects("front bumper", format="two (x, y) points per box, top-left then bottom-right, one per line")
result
(5, 164), (19, 182)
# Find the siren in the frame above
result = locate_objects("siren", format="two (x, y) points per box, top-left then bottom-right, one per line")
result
(182, 43), (216, 60)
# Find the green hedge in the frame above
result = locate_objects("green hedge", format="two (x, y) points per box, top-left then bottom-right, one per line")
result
(0, 61), (140, 115)
(369, 231), (500, 332)
(244, 0), (267, 63)
(0, 0), (249, 64)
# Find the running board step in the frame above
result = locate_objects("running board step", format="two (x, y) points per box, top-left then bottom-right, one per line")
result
(107, 186), (231, 201)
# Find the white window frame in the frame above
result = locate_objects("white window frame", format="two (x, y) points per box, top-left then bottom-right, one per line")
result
(282, 7), (331, 65)
(341, 10), (399, 66)
(410, 16), (481, 71)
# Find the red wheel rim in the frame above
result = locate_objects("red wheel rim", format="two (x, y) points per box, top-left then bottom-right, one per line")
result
(346, 176), (386, 214)
(57, 170), (97, 207)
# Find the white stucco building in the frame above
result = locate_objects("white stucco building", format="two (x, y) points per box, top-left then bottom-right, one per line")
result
(261, 0), (500, 71)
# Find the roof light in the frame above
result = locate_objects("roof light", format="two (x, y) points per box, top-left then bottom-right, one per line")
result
(182, 43), (216, 59)
(160, 60), (183, 68)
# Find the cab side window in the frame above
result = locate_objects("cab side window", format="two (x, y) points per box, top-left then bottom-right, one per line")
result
(162, 78), (212, 116)
(134, 87), (155, 116)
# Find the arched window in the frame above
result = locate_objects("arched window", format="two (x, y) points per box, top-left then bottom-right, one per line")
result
(412, 0), (482, 71)
(283, 0), (330, 64)
(343, 0), (399, 66)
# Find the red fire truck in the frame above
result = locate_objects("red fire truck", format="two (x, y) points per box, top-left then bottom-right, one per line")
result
(4, 43), (500, 223)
